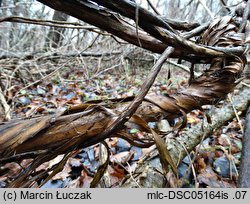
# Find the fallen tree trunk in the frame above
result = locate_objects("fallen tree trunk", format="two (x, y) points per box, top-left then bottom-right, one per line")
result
(0, 0), (249, 187)
(1, 11), (246, 158)
(122, 86), (250, 187)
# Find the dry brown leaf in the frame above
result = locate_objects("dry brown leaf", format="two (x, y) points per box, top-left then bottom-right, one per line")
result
(151, 130), (178, 177)
(90, 142), (110, 188)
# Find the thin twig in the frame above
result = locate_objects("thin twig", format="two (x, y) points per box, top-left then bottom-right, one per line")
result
(219, 0), (231, 13)
(0, 86), (11, 121)
(241, 82), (250, 88)
(135, 3), (142, 47)
(39, 151), (77, 187)
(167, 59), (200, 77)
(0, 150), (48, 165)
(10, 62), (69, 113)
(176, 119), (208, 188)
(126, 162), (141, 188)
(197, 0), (214, 19)
(146, 0), (160, 15)
(228, 93), (244, 133)
(88, 47), (174, 145)
(239, 0), (250, 33)
(177, 140), (199, 188)
(0, 16), (98, 30)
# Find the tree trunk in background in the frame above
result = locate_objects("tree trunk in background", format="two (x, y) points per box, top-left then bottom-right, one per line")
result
(163, 0), (180, 19)
(45, 10), (68, 49)
(0, 0), (248, 187)
(9, 0), (20, 48)
(238, 106), (250, 187)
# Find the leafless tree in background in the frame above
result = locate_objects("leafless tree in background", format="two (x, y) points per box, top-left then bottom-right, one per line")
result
(0, 0), (249, 188)
(45, 10), (68, 49)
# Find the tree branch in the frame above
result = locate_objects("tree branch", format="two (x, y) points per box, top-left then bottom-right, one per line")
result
(122, 87), (250, 187)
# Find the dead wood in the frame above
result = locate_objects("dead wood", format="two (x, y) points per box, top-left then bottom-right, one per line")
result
(0, 0), (249, 187)
(122, 86), (250, 188)
(36, 0), (247, 63)
(238, 105), (250, 187)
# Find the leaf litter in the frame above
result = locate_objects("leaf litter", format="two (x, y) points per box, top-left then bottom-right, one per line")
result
(0, 62), (246, 188)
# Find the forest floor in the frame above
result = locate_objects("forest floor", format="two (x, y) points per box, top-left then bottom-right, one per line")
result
(0, 60), (246, 188)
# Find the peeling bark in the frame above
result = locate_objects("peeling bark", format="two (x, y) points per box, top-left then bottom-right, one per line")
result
(0, 0), (249, 187)
(122, 87), (250, 187)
